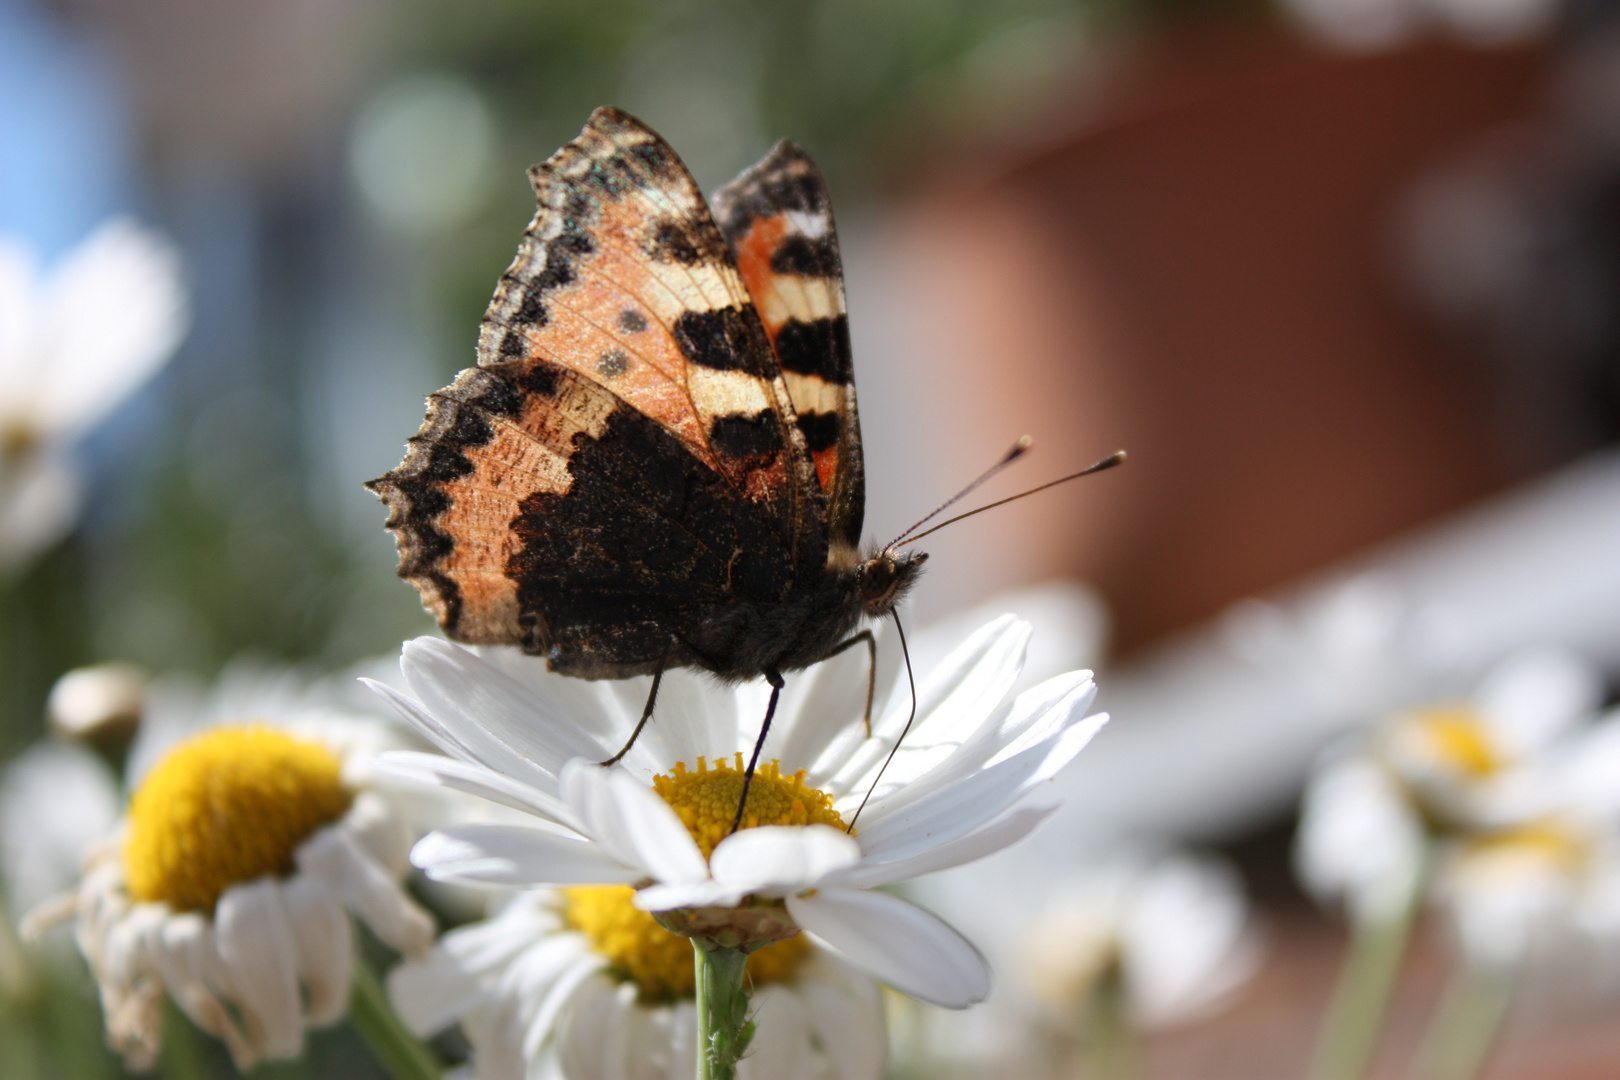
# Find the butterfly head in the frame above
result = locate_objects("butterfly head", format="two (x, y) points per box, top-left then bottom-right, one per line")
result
(857, 548), (927, 617)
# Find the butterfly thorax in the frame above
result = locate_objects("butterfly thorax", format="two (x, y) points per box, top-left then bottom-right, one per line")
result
(661, 546), (919, 683)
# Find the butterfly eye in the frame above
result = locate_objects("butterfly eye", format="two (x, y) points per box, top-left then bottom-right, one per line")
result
(857, 558), (899, 606)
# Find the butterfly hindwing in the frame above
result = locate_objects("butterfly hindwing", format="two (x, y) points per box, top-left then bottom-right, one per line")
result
(368, 356), (801, 674)
(712, 141), (864, 552)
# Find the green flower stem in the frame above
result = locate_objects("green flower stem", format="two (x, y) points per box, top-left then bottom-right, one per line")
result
(1307, 897), (1422, 1080)
(349, 960), (442, 1080)
(1083, 966), (1143, 1080)
(694, 942), (755, 1080)
(1408, 963), (1514, 1080)
(160, 1000), (209, 1080)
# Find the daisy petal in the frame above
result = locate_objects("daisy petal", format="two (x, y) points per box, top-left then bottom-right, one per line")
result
(556, 973), (621, 1080)
(401, 638), (612, 778)
(855, 676), (1097, 825)
(279, 874), (355, 1026)
(786, 888), (990, 1008)
(410, 825), (643, 888)
(855, 712), (1108, 863)
(741, 985), (812, 1080)
(363, 678), (556, 797)
(297, 826), (434, 957)
(214, 879), (304, 1060)
(39, 218), (187, 438)
(839, 804), (1055, 889)
(709, 825), (861, 896)
(797, 953), (886, 1080)
(625, 671), (740, 776)
(560, 760), (709, 885)
(388, 905), (558, 1036)
(827, 616), (1028, 797)
(375, 750), (580, 829)
(520, 950), (609, 1064)
(632, 880), (749, 910)
(148, 913), (256, 1070)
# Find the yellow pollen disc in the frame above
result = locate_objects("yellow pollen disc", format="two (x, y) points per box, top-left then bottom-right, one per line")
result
(565, 886), (808, 1001)
(652, 754), (847, 859)
(123, 726), (351, 913)
(1468, 821), (1590, 874)
(1412, 707), (1499, 776)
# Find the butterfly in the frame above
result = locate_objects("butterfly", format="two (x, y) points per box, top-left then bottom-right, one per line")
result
(369, 107), (1121, 827)
(368, 107), (924, 820)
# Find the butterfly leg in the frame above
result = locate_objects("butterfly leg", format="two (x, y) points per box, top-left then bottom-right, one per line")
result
(823, 629), (877, 736)
(599, 640), (672, 767)
(730, 666), (784, 835)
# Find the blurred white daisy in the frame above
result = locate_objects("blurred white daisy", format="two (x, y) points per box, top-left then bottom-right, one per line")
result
(390, 886), (883, 1080)
(1295, 647), (1604, 923)
(22, 663), (436, 1071)
(0, 739), (120, 921)
(372, 615), (1108, 1009)
(0, 219), (187, 572)
(1379, 648), (1603, 829)
(1431, 706), (1620, 971)
(1019, 850), (1264, 1030)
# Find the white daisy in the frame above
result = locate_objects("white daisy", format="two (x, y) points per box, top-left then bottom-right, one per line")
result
(1295, 647), (1604, 923)
(24, 663), (436, 1071)
(0, 739), (121, 921)
(1430, 707), (1620, 972)
(0, 219), (187, 572)
(370, 614), (1108, 1010)
(1017, 850), (1263, 1030)
(390, 885), (884, 1080)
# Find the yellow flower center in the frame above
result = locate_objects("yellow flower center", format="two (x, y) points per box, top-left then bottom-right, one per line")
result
(1466, 820), (1590, 875)
(123, 726), (351, 913)
(652, 754), (847, 859)
(1411, 707), (1499, 776)
(565, 886), (808, 1001)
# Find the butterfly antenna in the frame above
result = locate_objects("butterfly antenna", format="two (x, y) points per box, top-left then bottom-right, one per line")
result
(900, 450), (1126, 548)
(846, 611), (917, 832)
(888, 437), (1033, 549)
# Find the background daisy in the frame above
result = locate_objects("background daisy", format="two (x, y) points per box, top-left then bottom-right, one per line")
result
(16, 662), (438, 1072)
(0, 218), (186, 573)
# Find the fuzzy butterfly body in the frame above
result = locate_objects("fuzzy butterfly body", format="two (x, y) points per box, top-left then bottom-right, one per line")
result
(369, 107), (922, 685)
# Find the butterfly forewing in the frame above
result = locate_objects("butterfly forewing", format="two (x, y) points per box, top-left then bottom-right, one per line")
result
(477, 107), (821, 543)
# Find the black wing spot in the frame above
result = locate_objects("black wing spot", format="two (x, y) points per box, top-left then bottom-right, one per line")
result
(499, 329), (529, 359)
(514, 287), (548, 326)
(513, 363), (562, 400)
(710, 410), (783, 460)
(772, 316), (850, 382)
(769, 234), (839, 278)
(466, 373), (524, 418)
(628, 139), (677, 179)
(618, 309), (647, 333)
(795, 411), (840, 453)
(596, 349), (631, 379)
(646, 218), (713, 265)
(583, 159), (639, 197)
(673, 308), (772, 376)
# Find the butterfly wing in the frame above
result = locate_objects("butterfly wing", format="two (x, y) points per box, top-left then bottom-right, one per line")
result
(711, 141), (864, 552)
(370, 108), (830, 673)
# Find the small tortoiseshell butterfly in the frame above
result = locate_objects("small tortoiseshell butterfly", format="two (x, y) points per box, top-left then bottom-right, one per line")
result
(370, 107), (1120, 823)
